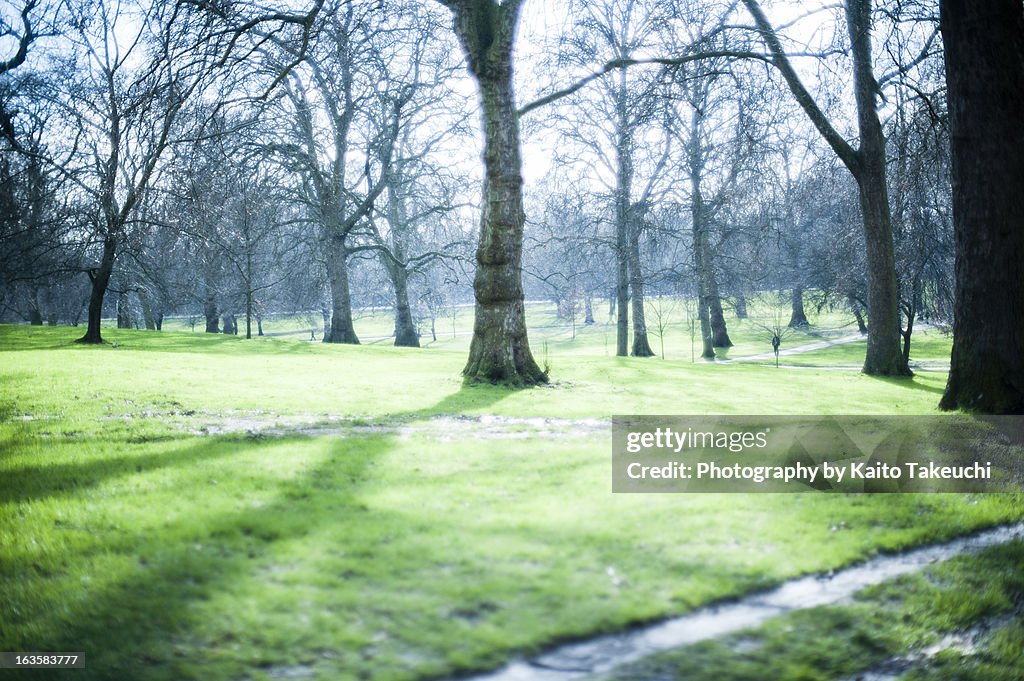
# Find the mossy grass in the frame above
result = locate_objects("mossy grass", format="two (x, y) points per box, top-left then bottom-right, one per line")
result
(1, 323), (1017, 681)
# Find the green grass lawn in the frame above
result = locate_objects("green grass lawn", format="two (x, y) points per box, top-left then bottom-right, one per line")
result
(0, 320), (1018, 681)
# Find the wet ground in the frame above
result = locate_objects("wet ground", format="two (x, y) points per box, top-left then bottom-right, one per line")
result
(457, 523), (1024, 681)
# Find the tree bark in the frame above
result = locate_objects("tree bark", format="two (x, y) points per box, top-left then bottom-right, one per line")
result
(697, 294), (715, 359)
(693, 205), (716, 360)
(854, 159), (907, 375)
(691, 208), (717, 357)
(382, 171), (420, 348)
(707, 270), (732, 347)
(939, 0), (1024, 413)
(28, 289), (43, 326)
(245, 289), (253, 340)
(116, 291), (132, 329)
(204, 293), (219, 333)
(615, 237), (630, 356)
(789, 286), (809, 328)
(628, 212), (655, 357)
(389, 262), (420, 347)
(78, 236), (117, 344)
(848, 294), (868, 334)
(448, 1), (546, 385)
(584, 293), (594, 324)
(323, 236), (359, 344)
(735, 293), (748, 319)
(901, 304), (915, 368)
(139, 289), (156, 330)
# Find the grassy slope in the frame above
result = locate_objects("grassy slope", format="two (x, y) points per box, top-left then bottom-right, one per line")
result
(0, 322), (1018, 681)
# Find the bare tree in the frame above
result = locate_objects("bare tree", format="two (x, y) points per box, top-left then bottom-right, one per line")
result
(40, 0), (220, 343)
(263, 0), (411, 344)
(0, 0), (42, 149)
(358, 5), (472, 347)
(739, 0), (910, 376)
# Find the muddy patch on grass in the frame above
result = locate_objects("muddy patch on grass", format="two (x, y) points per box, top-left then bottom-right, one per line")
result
(115, 411), (613, 441)
(456, 523), (1024, 681)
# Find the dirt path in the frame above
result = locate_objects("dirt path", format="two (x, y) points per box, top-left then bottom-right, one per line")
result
(457, 523), (1024, 681)
(728, 332), (868, 362)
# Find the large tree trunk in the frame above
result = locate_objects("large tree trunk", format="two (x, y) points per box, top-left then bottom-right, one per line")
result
(78, 236), (116, 344)
(615, 240), (629, 356)
(855, 171), (908, 375)
(28, 289), (43, 325)
(324, 237), (359, 344)
(692, 202), (717, 358)
(939, 0), (1024, 413)
(382, 173), (420, 348)
(693, 206), (716, 360)
(451, 3), (546, 385)
(584, 293), (594, 324)
(138, 289), (157, 330)
(735, 293), (748, 319)
(628, 214), (655, 357)
(388, 263), (420, 348)
(707, 269), (732, 347)
(204, 294), (219, 333)
(116, 291), (132, 329)
(697, 292), (715, 359)
(789, 286), (809, 328)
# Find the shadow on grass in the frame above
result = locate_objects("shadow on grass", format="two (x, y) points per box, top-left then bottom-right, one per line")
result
(0, 324), (81, 351)
(0, 325), (323, 356)
(1, 385), (514, 681)
(3, 435), (389, 680)
(0, 433), (268, 505)
(871, 375), (946, 396)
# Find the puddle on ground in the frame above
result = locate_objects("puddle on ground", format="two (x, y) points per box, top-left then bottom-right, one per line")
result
(184, 413), (610, 441)
(458, 523), (1024, 681)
